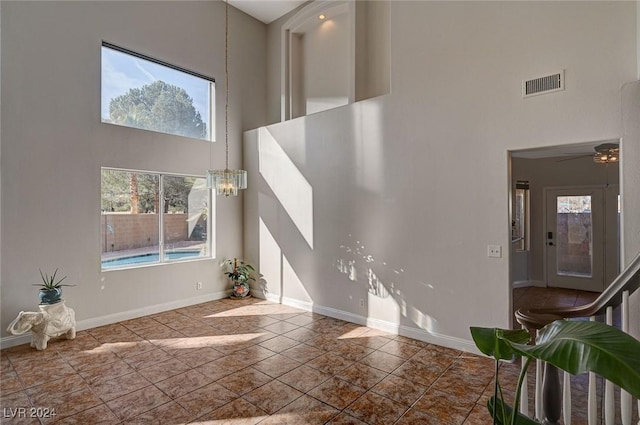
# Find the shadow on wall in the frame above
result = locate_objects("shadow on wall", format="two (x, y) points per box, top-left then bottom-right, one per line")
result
(253, 127), (440, 337)
(334, 234), (439, 333)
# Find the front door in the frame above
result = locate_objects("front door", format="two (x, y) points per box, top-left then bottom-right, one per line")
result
(545, 187), (605, 292)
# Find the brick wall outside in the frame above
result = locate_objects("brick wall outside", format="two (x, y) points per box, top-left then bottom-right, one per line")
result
(101, 213), (188, 252)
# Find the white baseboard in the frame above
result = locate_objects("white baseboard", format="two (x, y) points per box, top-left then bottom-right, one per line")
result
(512, 280), (546, 289)
(260, 292), (480, 355)
(3, 290), (480, 355)
(0, 291), (229, 350)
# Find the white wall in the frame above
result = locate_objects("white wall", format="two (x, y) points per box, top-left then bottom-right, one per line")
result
(245, 1), (637, 349)
(0, 1), (266, 341)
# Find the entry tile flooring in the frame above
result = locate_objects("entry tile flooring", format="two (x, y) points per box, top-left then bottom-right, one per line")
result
(0, 291), (610, 424)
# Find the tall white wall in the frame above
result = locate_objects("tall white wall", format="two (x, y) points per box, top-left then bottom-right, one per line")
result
(0, 1), (266, 341)
(245, 1), (637, 348)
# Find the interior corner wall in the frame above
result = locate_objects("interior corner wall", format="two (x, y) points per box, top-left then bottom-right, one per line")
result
(248, 1), (637, 348)
(0, 1), (266, 341)
(265, 3), (308, 125)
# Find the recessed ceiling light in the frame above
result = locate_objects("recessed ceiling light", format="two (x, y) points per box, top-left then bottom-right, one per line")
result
(318, 14), (326, 20)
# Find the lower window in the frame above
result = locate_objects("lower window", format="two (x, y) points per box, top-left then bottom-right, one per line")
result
(101, 168), (212, 270)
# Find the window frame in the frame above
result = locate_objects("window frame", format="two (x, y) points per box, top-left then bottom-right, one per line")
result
(101, 167), (214, 271)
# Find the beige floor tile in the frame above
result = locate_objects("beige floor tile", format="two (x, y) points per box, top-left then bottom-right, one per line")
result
(242, 380), (303, 414)
(371, 374), (427, 407)
(1, 293), (602, 424)
(193, 397), (268, 425)
(106, 386), (171, 421)
(278, 364), (332, 393)
(308, 377), (366, 410)
(344, 391), (407, 425)
(174, 382), (238, 418)
(90, 372), (151, 402)
(251, 353), (302, 378)
(217, 366), (273, 395)
(155, 369), (213, 399)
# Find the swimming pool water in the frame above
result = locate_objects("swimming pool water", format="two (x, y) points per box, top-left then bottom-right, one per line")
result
(102, 251), (202, 268)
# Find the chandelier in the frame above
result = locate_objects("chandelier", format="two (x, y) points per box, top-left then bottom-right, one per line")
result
(207, 0), (247, 197)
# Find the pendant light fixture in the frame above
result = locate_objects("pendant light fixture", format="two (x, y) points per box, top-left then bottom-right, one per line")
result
(207, 0), (247, 196)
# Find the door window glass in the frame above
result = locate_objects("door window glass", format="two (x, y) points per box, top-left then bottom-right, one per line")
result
(556, 195), (592, 277)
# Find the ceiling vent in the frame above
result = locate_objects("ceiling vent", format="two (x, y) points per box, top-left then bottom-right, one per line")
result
(523, 70), (564, 98)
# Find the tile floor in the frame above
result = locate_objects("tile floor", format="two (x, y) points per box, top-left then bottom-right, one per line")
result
(0, 290), (632, 425)
(0, 297), (500, 425)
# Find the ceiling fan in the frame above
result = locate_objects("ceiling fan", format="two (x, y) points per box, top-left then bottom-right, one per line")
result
(592, 142), (619, 164)
(557, 142), (620, 164)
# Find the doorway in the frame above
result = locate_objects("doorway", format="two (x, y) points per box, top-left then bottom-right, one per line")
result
(510, 142), (620, 317)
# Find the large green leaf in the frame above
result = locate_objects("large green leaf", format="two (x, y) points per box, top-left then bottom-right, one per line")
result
(506, 320), (640, 399)
(471, 327), (531, 361)
(488, 397), (541, 425)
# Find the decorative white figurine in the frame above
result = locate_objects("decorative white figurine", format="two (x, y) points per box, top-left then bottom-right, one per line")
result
(7, 301), (76, 350)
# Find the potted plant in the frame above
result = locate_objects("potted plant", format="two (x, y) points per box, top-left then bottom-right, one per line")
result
(470, 320), (640, 425)
(33, 268), (75, 305)
(223, 258), (255, 298)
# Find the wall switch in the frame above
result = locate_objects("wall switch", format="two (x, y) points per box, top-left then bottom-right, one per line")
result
(487, 245), (502, 258)
(196, 282), (203, 290)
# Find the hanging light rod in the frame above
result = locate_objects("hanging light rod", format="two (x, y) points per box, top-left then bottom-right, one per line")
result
(207, 0), (247, 197)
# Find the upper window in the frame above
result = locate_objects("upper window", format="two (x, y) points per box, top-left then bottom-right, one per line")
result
(101, 42), (215, 141)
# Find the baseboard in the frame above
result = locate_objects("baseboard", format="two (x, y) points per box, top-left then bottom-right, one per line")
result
(260, 292), (480, 355)
(512, 280), (546, 289)
(0, 291), (229, 350)
(3, 290), (479, 355)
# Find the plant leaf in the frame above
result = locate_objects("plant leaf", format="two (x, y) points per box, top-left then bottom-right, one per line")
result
(471, 327), (530, 361)
(506, 320), (640, 399)
(488, 397), (541, 425)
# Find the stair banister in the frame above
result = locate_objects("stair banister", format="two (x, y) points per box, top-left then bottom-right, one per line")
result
(515, 250), (640, 425)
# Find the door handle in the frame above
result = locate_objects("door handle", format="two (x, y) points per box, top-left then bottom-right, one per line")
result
(548, 241), (555, 246)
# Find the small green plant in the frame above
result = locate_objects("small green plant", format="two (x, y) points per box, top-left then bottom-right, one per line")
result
(33, 268), (75, 291)
(470, 320), (640, 425)
(223, 258), (255, 283)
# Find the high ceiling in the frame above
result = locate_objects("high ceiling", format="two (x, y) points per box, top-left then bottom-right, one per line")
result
(228, 0), (306, 24)
(225, 1), (618, 162)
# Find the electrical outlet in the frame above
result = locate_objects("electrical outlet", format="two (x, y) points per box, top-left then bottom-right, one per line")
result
(359, 299), (365, 308)
(487, 245), (502, 258)
(196, 282), (203, 290)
